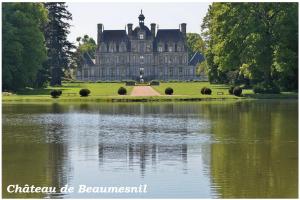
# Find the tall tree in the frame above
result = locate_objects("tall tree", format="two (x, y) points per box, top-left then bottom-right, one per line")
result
(44, 2), (74, 86)
(71, 35), (96, 76)
(186, 33), (205, 59)
(202, 3), (298, 91)
(2, 3), (48, 91)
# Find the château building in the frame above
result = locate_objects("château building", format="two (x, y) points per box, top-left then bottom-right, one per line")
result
(77, 11), (203, 81)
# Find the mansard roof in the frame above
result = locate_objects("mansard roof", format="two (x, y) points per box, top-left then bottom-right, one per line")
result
(156, 29), (184, 43)
(83, 52), (95, 66)
(132, 25), (152, 38)
(189, 52), (205, 66)
(102, 30), (128, 43)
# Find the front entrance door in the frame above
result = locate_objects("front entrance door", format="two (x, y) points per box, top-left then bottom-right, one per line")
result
(139, 68), (144, 83)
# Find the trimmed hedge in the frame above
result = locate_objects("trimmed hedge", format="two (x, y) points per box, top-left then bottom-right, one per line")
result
(50, 90), (62, 98)
(125, 81), (136, 86)
(150, 80), (160, 86)
(233, 86), (242, 96)
(79, 89), (91, 97)
(118, 87), (127, 95)
(165, 87), (174, 95)
(201, 87), (212, 95)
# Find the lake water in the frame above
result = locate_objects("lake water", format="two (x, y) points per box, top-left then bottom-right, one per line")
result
(2, 100), (298, 198)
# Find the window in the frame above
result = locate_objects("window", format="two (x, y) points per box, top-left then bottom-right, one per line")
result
(146, 44), (151, 52)
(140, 55), (144, 64)
(168, 47), (172, 52)
(169, 67), (174, 76)
(179, 67), (183, 74)
(159, 67), (163, 75)
(158, 47), (163, 52)
(139, 34), (144, 39)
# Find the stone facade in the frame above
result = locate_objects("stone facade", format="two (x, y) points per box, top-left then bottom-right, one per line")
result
(77, 11), (201, 81)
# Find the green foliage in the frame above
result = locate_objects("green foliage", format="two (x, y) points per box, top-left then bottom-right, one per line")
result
(233, 87), (242, 96)
(201, 87), (207, 94)
(79, 88), (91, 97)
(253, 82), (280, 94)
(73, 35), (97, 72)
(186, 33), (205, 59)
(2, 3), (48, 91)
(202, 3), (298, 91)
(229, 86), (234, 95)
(118, 87), (127, 95)
(50, 89), (62, 98)
(125, 81), (136, 86)
(150, 80), (160, 86)
(44, 3), (74, 86)
(201, 87), (212, 95)
(165, 87), (174, 95)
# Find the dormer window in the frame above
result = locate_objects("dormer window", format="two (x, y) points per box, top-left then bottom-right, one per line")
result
(168, 47), (172, 52)
(139, 34), (144, 39)
(158, 47), (163, 52)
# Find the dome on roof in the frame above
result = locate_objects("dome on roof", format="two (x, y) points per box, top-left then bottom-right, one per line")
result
(138, 10), (145, 21)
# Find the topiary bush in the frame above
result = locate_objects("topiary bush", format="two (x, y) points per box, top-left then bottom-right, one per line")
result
(118, 87), (127, 95)
(50, 90), (62, 98)
(125, 81), (136, 86)
(233, 86), (242, 96)
(204, 88), (212, 95)
(229, 86), (234, 95)
(79, 88), (91, 97)
(201, 87), (207, 94)
(150, 80), (160, 86)
(165, 87), (174, 95)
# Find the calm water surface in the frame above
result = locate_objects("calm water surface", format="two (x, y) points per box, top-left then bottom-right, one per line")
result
(2, 100), (298, 198)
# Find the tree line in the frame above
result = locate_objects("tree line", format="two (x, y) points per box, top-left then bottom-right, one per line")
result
(3, 2), (73, 91)
(201, 2), (298, 92)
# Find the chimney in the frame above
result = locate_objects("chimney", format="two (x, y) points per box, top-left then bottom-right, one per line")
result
(97, 23), (103, 45)
(180, 23), (186, 38)
(150, 23), (156, 37)
(127, 23), (133, 36)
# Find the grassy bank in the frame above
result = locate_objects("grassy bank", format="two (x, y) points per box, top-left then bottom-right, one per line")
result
(2, 82), (297, 102)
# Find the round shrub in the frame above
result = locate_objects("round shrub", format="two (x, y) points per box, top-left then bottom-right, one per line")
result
(233, 86), (242, 96)
(118, 87), (127, 95)
(204, 88), (212, 95)
(79, 88), (91, 97)
(50, 90), (62, 98)
(228, 86), (234, 95)
(201, 87), (207, 95)
(165, 87), (174, 95)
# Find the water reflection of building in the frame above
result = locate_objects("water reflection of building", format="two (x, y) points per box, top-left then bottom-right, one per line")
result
(98, 143), (188, 176)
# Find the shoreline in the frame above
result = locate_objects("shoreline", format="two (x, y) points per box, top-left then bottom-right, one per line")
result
(2, 93), (297, 103)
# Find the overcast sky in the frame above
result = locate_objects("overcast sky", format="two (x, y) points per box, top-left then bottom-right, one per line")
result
(67, 2), (210, 43)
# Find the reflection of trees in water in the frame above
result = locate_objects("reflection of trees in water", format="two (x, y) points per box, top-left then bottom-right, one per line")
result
(204, 101), (298, 198)
(46, 103), (73, 198)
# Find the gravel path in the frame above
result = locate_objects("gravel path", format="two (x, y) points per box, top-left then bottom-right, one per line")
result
(130, 86), (161, 96)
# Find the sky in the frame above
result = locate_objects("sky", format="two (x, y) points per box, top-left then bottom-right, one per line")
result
(67, 2), (211, 43)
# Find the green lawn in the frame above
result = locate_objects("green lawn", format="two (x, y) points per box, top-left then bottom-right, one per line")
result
(152, 82), (252, 97)
(16, 82), (134, 96)
(2, 82), (297, 102)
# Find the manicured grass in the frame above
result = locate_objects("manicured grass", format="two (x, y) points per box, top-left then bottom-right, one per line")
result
(16, 82), (133, 96)
(151, 82), (251, 97)
(2, 82), (297, 102)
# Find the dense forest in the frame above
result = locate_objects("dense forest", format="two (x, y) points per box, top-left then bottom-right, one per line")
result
(2, 2), (298, 93)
